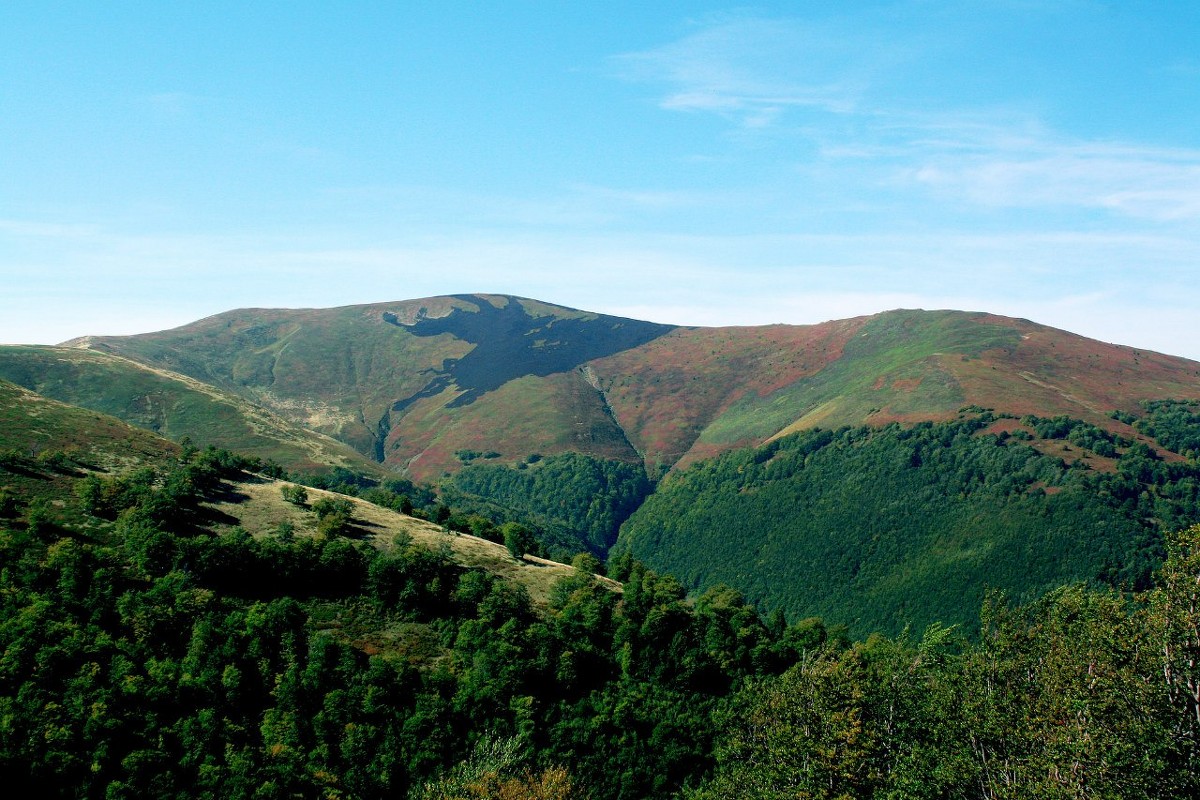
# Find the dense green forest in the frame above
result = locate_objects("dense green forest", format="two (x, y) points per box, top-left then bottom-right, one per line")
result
(0, 447), (797, 798)
(2, 443), (1199, 797)
(444, 453), (651, 557)
(1129, 399), (1200, 459)
(616, 411), (1200, 636)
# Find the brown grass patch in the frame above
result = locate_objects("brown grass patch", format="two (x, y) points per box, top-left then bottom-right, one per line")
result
(591, 317), (868, 470)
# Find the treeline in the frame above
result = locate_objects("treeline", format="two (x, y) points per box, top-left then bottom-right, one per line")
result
(286, 461), (578, 560)
(2, 444), (1200, 797)
(616, 412), (1200, 636)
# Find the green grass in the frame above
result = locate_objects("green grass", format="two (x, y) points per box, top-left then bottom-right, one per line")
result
(0, 378), (179, 466)
(698, 311), (1021, 445)
(0, 346), (380, 474)
(0, 379), (182, 534)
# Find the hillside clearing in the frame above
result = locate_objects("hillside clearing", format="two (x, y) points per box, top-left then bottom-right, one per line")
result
(203, 476), (617, 606)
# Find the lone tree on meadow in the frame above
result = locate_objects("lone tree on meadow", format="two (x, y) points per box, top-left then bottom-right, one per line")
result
(502, 522), (536, 560)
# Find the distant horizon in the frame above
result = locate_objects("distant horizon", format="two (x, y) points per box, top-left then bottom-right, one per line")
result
(4, 3), (1199, 358)
(10, 293), (1195, 363)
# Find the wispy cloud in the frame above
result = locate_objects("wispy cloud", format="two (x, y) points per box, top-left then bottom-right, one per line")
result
(0, 219), (102, 238)
(567, 183), (718, 211)
(613, 13), (1200, 223)
(907, 138), (1200, 222)
(610, 14), (894, 125)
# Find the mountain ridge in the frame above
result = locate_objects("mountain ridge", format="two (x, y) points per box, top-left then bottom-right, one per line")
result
(8, 294), (1200, 635)
(46, 294), (1200, 482)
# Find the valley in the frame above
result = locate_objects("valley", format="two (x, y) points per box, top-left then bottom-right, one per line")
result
(10, 293), (1200, 634)
(4, 294), (1200, 797)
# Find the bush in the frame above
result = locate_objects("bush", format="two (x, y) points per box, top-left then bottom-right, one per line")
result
(311, 496), (353, 520)
(0, 448), (25, 471)
(281, 484), (309, 506)
(317, 511), (352, 538)
(502, 523), (536, 560)
(38, 450), (74, 474)
(0, 489), (17, 518)
(312, 496), (355, 538)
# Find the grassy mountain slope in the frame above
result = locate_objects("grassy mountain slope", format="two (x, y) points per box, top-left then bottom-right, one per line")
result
(382, 370), (641, 479)
(70, 298), (1200, 486)
(0, 378), (183, 540)
(589, 309), (1200, 472)
(586, 316), (868, 474)
(0, 377), (180, 474)
(69, 297), (481, 459)
(0, 345), (379, 475)
(77, 294), (672, 480)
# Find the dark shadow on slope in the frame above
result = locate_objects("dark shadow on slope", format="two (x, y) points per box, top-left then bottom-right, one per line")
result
(384, 295), (676, 407)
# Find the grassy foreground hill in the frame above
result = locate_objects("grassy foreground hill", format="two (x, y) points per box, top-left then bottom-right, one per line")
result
(0, 345), (381, 476)
(0, 378), (588, 605)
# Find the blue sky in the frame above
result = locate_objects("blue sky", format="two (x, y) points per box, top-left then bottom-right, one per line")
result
(3, 1), (1199, 357)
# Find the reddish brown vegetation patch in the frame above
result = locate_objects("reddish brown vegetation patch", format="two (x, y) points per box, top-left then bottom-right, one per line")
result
(938, 322), (1200, 442)
(591, 317), (868, 470)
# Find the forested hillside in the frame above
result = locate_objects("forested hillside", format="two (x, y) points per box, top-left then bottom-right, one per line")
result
(443, 452), (651, 555)
(616, 410), (1200, 635)
(2, 393), (1199, 797)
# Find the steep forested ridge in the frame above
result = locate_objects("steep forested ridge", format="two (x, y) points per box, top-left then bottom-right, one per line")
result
(444, 452), (651, 555)
(617, 411), (1198, 635)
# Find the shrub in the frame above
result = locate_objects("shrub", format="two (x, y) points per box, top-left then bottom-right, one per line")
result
(281, 484), (309, 506)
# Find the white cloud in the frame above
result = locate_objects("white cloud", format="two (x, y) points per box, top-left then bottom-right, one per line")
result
(909, 142), (1200, 221)
(0, 219), (102, 238)
(611, 15), (880, 125)
(614, 13), (1200, 224)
